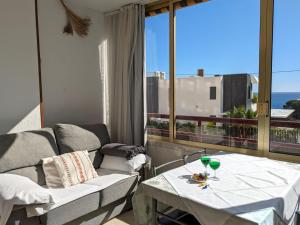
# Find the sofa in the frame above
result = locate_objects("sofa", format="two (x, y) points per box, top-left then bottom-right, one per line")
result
(0, 123), (147, 225)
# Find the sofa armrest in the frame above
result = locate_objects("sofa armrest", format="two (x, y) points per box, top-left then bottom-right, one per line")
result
(100, 143), (146, 160)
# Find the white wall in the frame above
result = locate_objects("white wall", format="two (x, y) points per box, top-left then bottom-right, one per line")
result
(0, 0), (105, 133)
(159, 76), (223, 116)
(0, 0), (41, 134)
(38, 0), (105, 127)
(157, 79), (170, 114)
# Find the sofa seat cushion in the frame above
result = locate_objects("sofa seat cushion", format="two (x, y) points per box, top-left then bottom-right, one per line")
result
(40, 191), (101, 225)
(26, 169), (138, 225)
(96, 169), (139, 207)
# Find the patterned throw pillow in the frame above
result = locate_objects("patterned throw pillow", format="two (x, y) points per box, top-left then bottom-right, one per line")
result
(42, 157), (63, 188)
(53, 151), (98, 187)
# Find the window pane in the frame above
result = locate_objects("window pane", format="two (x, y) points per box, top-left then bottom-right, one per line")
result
(175, 0), (260, 150)
(270, 0), (300, 155)
(146, 12), (170, 137)
(210, 87), (217, 100)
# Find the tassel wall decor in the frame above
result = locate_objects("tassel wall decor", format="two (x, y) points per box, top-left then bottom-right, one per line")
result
(59, 0), (91, 37)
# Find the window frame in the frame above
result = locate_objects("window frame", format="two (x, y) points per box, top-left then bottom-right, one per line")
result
(248, 85), (252, 100)
(145, 0), (300, 163)
(210, 86), (217, 100)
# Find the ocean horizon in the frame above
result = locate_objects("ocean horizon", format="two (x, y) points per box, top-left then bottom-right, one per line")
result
(271, 92), (300, 109)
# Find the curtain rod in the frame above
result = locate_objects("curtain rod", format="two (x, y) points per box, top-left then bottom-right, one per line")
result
(104, 0), (156, 16)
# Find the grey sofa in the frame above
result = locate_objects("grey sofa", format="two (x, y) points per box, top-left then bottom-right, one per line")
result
(0, 123), (145, 225)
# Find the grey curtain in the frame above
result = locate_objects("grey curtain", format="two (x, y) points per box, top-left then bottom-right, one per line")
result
(106, 4), (145, 145)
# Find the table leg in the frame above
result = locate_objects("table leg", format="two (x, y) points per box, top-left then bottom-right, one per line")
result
(152, 198), (158, 225)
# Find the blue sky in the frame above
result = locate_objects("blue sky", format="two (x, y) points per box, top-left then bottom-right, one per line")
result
(145, 0), (300, 92)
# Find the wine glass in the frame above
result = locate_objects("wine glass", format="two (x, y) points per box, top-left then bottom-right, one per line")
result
(200, 155), (211, 175)
(209, 158), (221, 180)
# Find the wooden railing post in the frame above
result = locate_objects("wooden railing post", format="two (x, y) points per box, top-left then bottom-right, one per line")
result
(198, 120), (201, 127)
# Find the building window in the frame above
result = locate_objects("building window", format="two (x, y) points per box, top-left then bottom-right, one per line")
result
(248, 85), (252, 100)
(210, 87), (216, 100)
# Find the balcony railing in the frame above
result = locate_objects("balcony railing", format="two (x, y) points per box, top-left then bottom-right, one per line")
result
(147, 113), (300, 155)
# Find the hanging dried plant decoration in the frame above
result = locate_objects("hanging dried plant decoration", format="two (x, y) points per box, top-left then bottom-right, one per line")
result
(59, 0), (91, 37)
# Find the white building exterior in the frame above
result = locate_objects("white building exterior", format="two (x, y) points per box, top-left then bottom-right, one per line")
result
(148, 72), (294, 120)
(147, 72), (259, 117)
(158, 76), (224, 116)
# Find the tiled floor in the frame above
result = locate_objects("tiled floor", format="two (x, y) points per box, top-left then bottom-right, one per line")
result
(103, 210), (135, 225)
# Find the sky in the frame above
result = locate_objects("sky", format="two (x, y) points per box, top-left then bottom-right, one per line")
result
(145, 0), (300, 92)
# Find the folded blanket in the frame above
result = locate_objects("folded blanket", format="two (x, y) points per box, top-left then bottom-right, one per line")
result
(100, 143), (146, 160)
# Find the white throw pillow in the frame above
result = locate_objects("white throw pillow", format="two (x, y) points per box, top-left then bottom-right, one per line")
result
(42, 157), (63, 188)
(128, 154), (149, 171)
(53, 151), (98, 187)
(0, 174), (53, 205)
(0, 174), (53, 225)
(100, 154), (148, 173)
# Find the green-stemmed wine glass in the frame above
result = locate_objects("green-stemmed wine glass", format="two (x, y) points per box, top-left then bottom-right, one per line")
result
(200, 155), (211, 175)
(209, 158), (221, 180)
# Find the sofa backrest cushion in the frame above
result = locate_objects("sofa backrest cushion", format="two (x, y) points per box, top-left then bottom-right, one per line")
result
(53, 124), (111, 169)
(7, 166), (46, 186)
(0, 128), (59, 185)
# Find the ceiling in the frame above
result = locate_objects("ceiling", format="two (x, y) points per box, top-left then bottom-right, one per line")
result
(71, 0), (155, 13)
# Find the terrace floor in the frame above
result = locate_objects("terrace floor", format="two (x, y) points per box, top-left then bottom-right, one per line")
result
(103, 210), (134, 225)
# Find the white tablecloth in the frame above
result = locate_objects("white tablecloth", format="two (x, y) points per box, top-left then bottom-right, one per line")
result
(133, 153), (300, 225)
(163, 154), (300, 225)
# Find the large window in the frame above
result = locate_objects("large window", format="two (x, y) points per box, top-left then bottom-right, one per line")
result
(145, 0), (300, 160)
(270, 0), (300, 155)
(174, 0), (260, 150)
(146, 10), (170, 137)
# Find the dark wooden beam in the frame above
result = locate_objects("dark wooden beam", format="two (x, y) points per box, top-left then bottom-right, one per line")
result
(34, 0), (45, 128)
(146, 0), (210, 17)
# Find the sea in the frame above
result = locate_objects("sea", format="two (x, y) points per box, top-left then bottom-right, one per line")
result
(271, 92), (300, 109)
